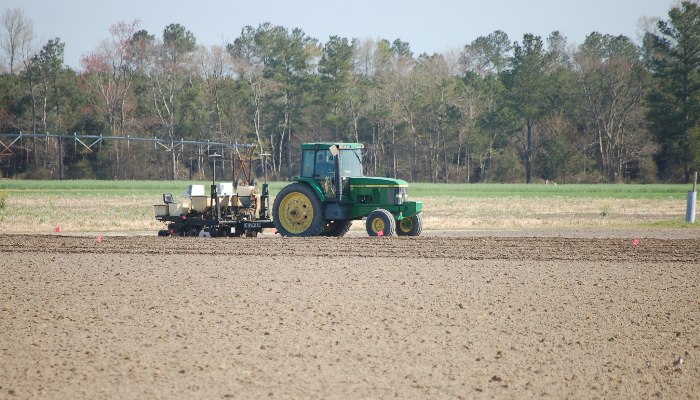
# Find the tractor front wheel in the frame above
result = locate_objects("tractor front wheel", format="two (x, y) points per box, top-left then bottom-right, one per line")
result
(366, 209), (396, 236)
(396, 212), (423, 236)
(273, 183), (326, 237)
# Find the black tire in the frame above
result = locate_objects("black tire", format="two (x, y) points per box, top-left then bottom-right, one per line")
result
(167, 223), (188, 236)
(396, 212), (423, 236)
(319, 220), (353, 237)
(273, 183), (326, 237)
(366, 209), (396, 236)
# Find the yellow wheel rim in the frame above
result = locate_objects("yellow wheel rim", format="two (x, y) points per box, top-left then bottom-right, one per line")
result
(399, 218), (413, 233)
(371, 217), (385, 233)
(278, 192), (314, 234)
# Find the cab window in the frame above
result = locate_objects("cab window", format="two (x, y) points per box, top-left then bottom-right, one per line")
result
(301, 150), (315, 177)
(338, 149), (363, 177)
(314, 149), (335, 178)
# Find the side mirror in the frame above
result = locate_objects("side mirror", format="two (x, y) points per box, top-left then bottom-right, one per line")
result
(163, 193), (174, 204)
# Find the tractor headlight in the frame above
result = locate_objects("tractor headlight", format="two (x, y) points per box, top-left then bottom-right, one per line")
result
(394, 187), (408, 205)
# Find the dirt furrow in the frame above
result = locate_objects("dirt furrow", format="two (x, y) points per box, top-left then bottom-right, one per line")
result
(1, 234), (698, 263)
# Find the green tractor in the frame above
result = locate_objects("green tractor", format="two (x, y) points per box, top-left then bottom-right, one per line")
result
(272, 143), (423, 237)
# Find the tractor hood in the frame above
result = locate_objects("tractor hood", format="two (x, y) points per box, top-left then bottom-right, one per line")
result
(344, 176), (421, 219)
(347, 177), (408, 188)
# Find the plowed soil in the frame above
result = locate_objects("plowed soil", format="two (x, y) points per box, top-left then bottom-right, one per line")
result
(1, 232), (699, 399)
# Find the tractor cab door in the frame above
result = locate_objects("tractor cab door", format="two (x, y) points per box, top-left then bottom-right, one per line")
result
(301, 148), (337, 199)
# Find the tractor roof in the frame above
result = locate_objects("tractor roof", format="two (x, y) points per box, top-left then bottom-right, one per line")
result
(301, 143), (364, 150)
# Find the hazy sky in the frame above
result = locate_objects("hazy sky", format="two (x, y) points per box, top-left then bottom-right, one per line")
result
(1, 0), (678, 68)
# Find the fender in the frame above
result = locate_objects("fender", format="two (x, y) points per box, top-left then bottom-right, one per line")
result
(292, 177), (327, 202)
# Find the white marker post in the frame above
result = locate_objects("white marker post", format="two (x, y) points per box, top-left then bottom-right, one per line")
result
(686, 171), (697, 223)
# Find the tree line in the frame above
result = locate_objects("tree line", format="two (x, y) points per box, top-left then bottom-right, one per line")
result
(0, 2), (699, 183)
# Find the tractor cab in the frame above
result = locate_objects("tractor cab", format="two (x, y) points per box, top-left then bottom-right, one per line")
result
(300, 143), (364, 200)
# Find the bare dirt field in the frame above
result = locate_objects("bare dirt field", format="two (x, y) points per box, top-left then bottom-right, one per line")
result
(1, 231), (699, 399)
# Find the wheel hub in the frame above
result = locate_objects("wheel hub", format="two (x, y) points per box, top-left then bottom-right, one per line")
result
(399, 218), (413, 232)
(371, 218), (385, 233)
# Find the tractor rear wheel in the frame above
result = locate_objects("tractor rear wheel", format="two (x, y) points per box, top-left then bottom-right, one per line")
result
(366, 209), (396, 236)
(396, 212), (423, 236)
(320, 220), (353, 237)
(273, 183), (326, 237)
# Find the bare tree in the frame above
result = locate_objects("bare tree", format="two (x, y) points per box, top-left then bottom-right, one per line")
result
(574, 33), (650, 182)
(228, 26), (268, 157)
(195, 44), (232, 141)
(81, 20), (142, 178)
(352, 37), (376, 76)
(148, 23), (197, 180)
(1, 8), (34, 74)
(81, 20), (140, 136)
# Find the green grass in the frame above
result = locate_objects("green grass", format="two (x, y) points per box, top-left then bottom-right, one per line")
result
(0, 180), (182, 197)
(408, 183), (690, 199)
(0, 180), (290, 199)
(0, 180), (692, 199)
